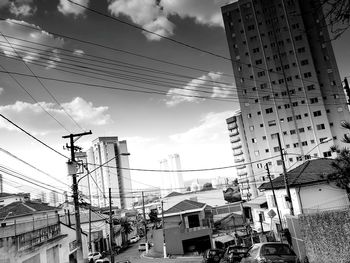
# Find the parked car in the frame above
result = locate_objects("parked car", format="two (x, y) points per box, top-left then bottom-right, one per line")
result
(220, 245), (249, 263)
(116, 261), (131, 263)
(129, 235), (140, 243)
(241, 242), (299, 263)
(202, 249), (225, 263)
(88, 252), (102, 262)
(95, 259), (110, 263)
(138, 242), (151, 252)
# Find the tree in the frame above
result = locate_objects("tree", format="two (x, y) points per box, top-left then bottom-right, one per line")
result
(202, 182), (213, 190)
(120, 218), (133, 245)
(329, 121), (350, 201)
(148, 209), (159, 224)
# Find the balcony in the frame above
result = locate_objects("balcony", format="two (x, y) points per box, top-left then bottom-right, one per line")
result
(234, 156), (245, 163)
(230, 129), (239, 136)
(183, 226), (210, 233)
(237, 170), (248, 177)
(233, 149), (243, 156)
(232, 143), (242, 150)
(230, 137), (241, 144)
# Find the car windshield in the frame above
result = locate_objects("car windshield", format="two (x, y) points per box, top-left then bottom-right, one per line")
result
(93, 252), (100, 256)
(261, 244), (295, 256)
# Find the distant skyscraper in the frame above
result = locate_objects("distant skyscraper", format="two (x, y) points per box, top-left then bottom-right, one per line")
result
(49, 191), (58, 207)
(80, 137), (132, 209)
(222, 0), (350, 198)
(160, 154), (185, 197)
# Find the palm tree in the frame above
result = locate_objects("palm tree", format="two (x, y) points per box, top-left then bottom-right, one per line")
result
(120, 218), (133, 245)
(329, 121), (350, 202)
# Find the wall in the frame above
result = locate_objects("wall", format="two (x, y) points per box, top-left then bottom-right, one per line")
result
(299, 209), (350, 263)
(163, 189), (226, 211)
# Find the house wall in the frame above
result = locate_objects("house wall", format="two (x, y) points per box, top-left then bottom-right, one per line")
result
(250, 207), (271, 232)
(163, 189), (226, 210)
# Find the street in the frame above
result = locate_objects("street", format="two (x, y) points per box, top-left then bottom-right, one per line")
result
(112, 240), (202, 263)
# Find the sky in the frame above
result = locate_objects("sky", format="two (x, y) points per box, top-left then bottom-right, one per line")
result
(0, 0), (350, 200)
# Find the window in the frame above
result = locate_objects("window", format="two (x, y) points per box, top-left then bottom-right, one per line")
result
(257, 163), (263, 168)
(290, 129), (296, 135)
(249, 125), (254, 131)
(277, 160), (283, 165)
(293, 142), (299, 148)
(260, 123), (264, 127)
(268, 120), (276, 126)
(292, 102), (298, 107)
(274, 146), (280, 152)
(295, 35), (302, 41)
(298, 47), (306, 53)
(262, 136), (267, 140)
(284, 104), (290, 109)
(301, 59), (309, 66)
(253, 47), (260, 53)
(255, 150), (260, 156)
(265, 149), (269, 153)
(323, 151), (332, 157)
(299, 128), (305, 133)
(313, 110), (322, 117)
(307, 85), (315, 91)
(266, 108), (273, 114)
(248, 113), (252, 118)
(296, 115), (302, 120)
(252, 138), (257, 143)
(258, 71), (266, 77)
(256, 59), (263, 65)
(263, 95), (270, 101)
(278, 79), (285, 84)
(188, 214), (200, 228)
(287, 117), (293, 122)
(316, 124), (326, 130)
(260, 83), (267, 89)
(310, 97), (319, 104)
(271, 133), (278, 139)
(258, 111), (261, 115)
(247, 24), (255, 31)
(304, 72), (312, 78)
(307, 126), (312, 130)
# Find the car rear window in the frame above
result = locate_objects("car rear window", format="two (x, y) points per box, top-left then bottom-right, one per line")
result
(261, 244), (295, 256)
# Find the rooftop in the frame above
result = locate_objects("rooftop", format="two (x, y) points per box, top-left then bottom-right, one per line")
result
(0, 201), (58, 219)
(164, 199), (207, 215)
(259, 158), (336, 190)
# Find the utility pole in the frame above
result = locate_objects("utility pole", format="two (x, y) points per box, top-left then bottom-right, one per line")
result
(63, 131), (92, 263)
(109, 188), (115, 263)
(83, 165), (92, 252)
(161, 200), (167, 258)
(277, 133), (294, 215)
(141, 191), (148, 253)
(265, 164), (283, 234)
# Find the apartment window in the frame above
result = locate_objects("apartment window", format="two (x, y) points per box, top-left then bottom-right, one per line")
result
(311, 139), (315, 144)
(298, 47), (306, 53)
(253, 47), (260, 53)
(330, 122), (334, 127)
(266, 108), (273, 114)
(257, 111), (261, 115)
(277, 160), (283, 166)
(304, 113), (309, 117)
(293, 142), (299, 148)
(287, 117), (293, 122)
(295, 75), (300, 79)
(258, 71), (266, 77)
(334, 94), (340, 99)
(272, 146), (279, 153)
(263, 95), (270, 101)
(271, 133), (278, 139)
(262, 136), (267, 140)
(255, 99), (259, 103)
(292, 23), (299, 29)
(268, 120), (276, 126)
(295, 35), (302, 41)
(292, 102), (298, 107)
(299, 128), (305, 133)
(250, 36), (258, 41)
(301, 141), (308, 146)
(260, 83), (267, 89)
(247, 25), (255, 31)
(290, 129), (296, 135)
(257, 163), (263, 168)
(260, 123), (264, 127)
(248, 113), (252, 118)
(276, 66), (282, 71)
(313, 110), (322, 117)
(256, 59), (263, 65)
(296, 115), (302, 120)
(307, 85), (315, 91)
(284, 104), (290, 109)
(252, 87), (256, 91)
(283, 131), (288, 135)
(188, 214), (200, 228)
(301, 59), (309, 66)
(307, 126), (312, 130)
(323, 151), (332, 157)
(304, 72), (312, 78)
(252, 138), (257, 143)
(286, 76), (292, 82)
(316, 124), (326, 130)
(286, 144), (290, 148)
(301, 100), (306, 104)
(278, 79), (285, 84)
(282, 91), (287, 96)
(254, 150), (260, 156)
(265, 149), (269, 153)
(249, 125), (254, 131)
(310, 98), (319, 104)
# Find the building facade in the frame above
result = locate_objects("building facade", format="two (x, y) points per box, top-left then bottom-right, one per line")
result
(222, 0), (350, 195)
(160, 154), (185, 197)
(78, 137), (132, 209)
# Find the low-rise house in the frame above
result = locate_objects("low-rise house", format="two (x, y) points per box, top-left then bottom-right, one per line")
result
(0, 192), (30, 208)
(153, 199), (214, 255)
(0, 200), (88, 263)
(258, 158), (349, 232)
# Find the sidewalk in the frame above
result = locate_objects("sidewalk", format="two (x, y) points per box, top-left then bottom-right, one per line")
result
(144, 247), (202, 262)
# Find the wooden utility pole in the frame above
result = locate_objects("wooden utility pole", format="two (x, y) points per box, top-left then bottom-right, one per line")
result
(109, 188), (115, 263)
(141, 191), (148, 253)
(161, 200), (167, 258)
(63, 131), (92, 263)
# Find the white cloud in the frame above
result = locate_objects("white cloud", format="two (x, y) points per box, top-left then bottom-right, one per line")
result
(9, 0), (36, 17)
(107, 0), (224, 41)
(58, 0), (89, 17)
(73, 49), (85, 56)
(170, 111), (232, 143)
(0, 97), (112, 134)
(0, 20), (64, 68)
(108, 0), (174, 41)
(165, 72), (233, 106)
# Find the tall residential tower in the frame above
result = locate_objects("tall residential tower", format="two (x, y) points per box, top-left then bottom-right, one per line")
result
(222, 0), (350, 198)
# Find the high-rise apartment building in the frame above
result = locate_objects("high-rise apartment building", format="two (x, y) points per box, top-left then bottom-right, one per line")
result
(222, 0), (350, 198)
(78, 137), (132, 209)
(160, 154), (185, 197)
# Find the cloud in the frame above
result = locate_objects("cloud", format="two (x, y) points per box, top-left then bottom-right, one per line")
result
(107, 0), (224, 40)
(0, 88), (3, 95)
(73, 49), (85, 56)
(0, 19), (64, 68)
(107, 0), (174, 41)
(165, 72), (233, 106)
(9, 0), (37, 17)
(0, 97), (112, 134)
(170, 111), (233, 143)
(0, 0), (9, 9)
(58, 0), (90, 17)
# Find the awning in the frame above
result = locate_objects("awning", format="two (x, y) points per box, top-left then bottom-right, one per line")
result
(244, 195), (267, 208)
(213, 234), (235, 244)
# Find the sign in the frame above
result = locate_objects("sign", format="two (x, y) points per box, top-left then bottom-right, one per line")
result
(267, 209), (276, 218)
